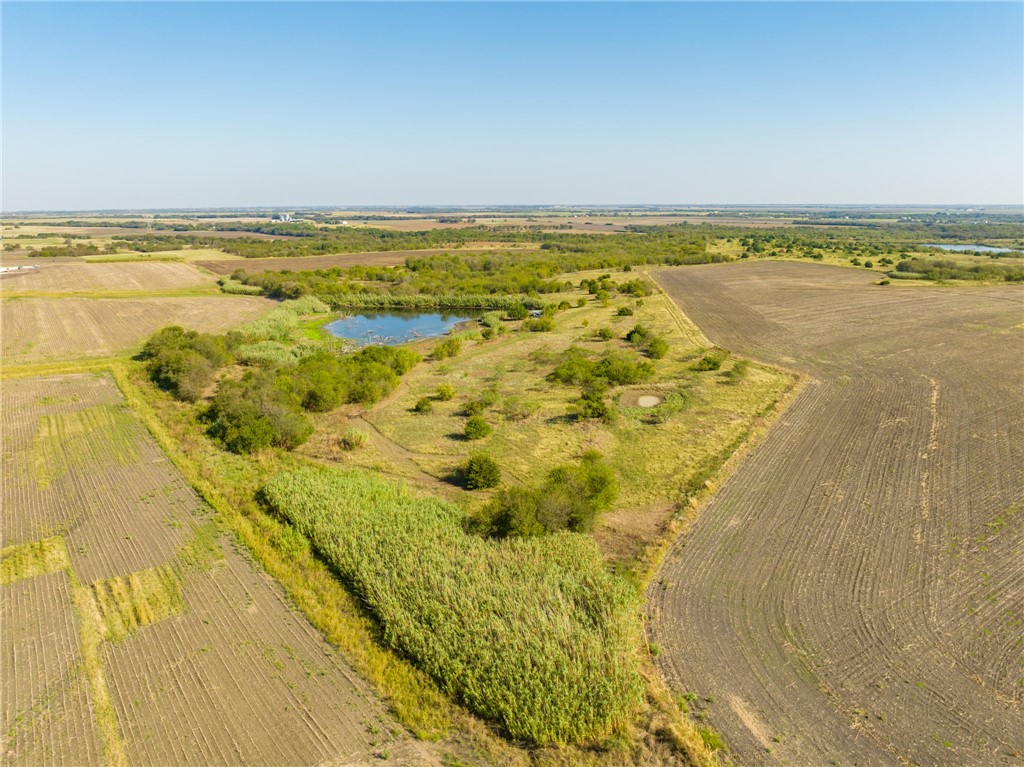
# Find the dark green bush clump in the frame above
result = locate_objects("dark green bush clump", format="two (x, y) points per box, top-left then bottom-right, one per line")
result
(291, 351), (402, 411)
(262, 466), (642, 745)
(624, 324), (669, 359)
(595, 327), (614, 341)
(206, 371), (313, 453)
(506, 303), (530, 320)
(413, 397), (433, 414)
(484, 451), (618, 537)
(549, 348), (654, 387)
(694, 348), (729, 371)
(616, 306), (634, 317)
(464, 415), (492, 440)
(461, 454), (501, 489)
(571, 381), (615, 423)
(141, 326), (230, 402)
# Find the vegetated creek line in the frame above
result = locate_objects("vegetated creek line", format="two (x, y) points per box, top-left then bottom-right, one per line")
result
(648, 262), (1024, 767)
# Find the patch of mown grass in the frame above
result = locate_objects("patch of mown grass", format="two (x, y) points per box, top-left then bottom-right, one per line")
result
(88, 564), (185, 642)
(31, 404), (139, 489)
(0, 536), (70, 585)
(261, 465), (644, 746)
(68, 570), (129, 767)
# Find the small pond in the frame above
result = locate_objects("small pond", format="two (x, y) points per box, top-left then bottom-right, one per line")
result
(921, 243), (1013, 253)
(324, 311), (480, 345)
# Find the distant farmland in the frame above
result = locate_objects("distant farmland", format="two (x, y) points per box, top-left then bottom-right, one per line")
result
(0, 373), (406, 766)
(650, 262), (1024, 766)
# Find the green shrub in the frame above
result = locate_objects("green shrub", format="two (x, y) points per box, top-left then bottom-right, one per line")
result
(595, 327), (614, 341)
(414, 397), (433, 414)
(616, 307), (634, 317)
(522, 316), (555, 332)
(432, 337), (463, 360)
(354, 345), (421, 375)
(500, 396), (539, 421)
(436, 383), (455, 401)
(486, 451), (618, 537)
(339, 428), (367, 450)
(724, 359), (751, 384)
(694, 349), (729, 371)
(462, 454), (501, 489)
(506, 303), (530, 320)
(141, 326), (230, 402)
(261, 467), (643, 745)
(206, 371), (312, 453)
(464, 415), (492, 440)
(571, 382), (614, 423)
(646, 337), (669, 360)
(548, 348), (654, 387)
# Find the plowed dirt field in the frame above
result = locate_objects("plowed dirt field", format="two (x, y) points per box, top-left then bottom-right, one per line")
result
(649, 262), (1023, 766)
(1, 374), (412, 766)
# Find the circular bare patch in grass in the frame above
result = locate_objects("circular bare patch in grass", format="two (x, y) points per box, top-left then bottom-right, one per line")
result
(619, 390), (665, 408)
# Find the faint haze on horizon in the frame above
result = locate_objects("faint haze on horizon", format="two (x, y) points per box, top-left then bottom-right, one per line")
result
(3, 2), (1022, 211)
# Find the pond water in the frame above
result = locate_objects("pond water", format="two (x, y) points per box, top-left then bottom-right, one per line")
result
(921, 243), (1013, 253)
(324, 311), (479, 345)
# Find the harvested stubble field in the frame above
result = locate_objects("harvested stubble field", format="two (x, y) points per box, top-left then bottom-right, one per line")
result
(1, 262), (213, 294)
(1, 374), (411, 766)
(649, 262), (1024, 766)
(1, 295), (275, 362)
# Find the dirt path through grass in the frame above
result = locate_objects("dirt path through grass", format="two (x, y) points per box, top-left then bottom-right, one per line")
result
(650, 262), (1024, 766)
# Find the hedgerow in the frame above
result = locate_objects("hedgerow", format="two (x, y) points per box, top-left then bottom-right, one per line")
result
(260, 466), (643, 745)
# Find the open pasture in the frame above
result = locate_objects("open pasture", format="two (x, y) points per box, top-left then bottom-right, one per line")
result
(649, 262), (1024, 766)
(0, 374), (407, 766)
(2, 295), (275, 362)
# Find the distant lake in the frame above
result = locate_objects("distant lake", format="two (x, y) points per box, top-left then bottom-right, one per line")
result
(324, 311), (479, 345)
(921, 243), (1013, 253)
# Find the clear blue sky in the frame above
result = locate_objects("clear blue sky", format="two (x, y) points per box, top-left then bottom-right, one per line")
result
(3, 2), (1022, 210)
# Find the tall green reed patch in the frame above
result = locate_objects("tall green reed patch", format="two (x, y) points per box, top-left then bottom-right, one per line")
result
(261, 466), (643, 746)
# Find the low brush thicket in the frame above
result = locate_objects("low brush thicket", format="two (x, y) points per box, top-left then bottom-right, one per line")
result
(260, 466), (643, 746)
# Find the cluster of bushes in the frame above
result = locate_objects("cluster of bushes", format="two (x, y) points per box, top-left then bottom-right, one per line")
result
(694, 348), (729, 371)
(624, 324), (669, 359)
(478, 451), (618, 537)
(549, 347), (655, 387)
(140, 327), (230, 402)
(292, 346), (418, 411)
(206, 370), (313, 453)
(891, 258), (1024, 282)
(261, 466), (642, 745)
(141, 308), (419, 454)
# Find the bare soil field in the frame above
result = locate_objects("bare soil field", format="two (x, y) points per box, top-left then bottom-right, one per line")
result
(2, 296), (274, 361)
(1, 374), (410, 766)
(1, 262), (213, 294)
(649, 262), (1024, 765)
